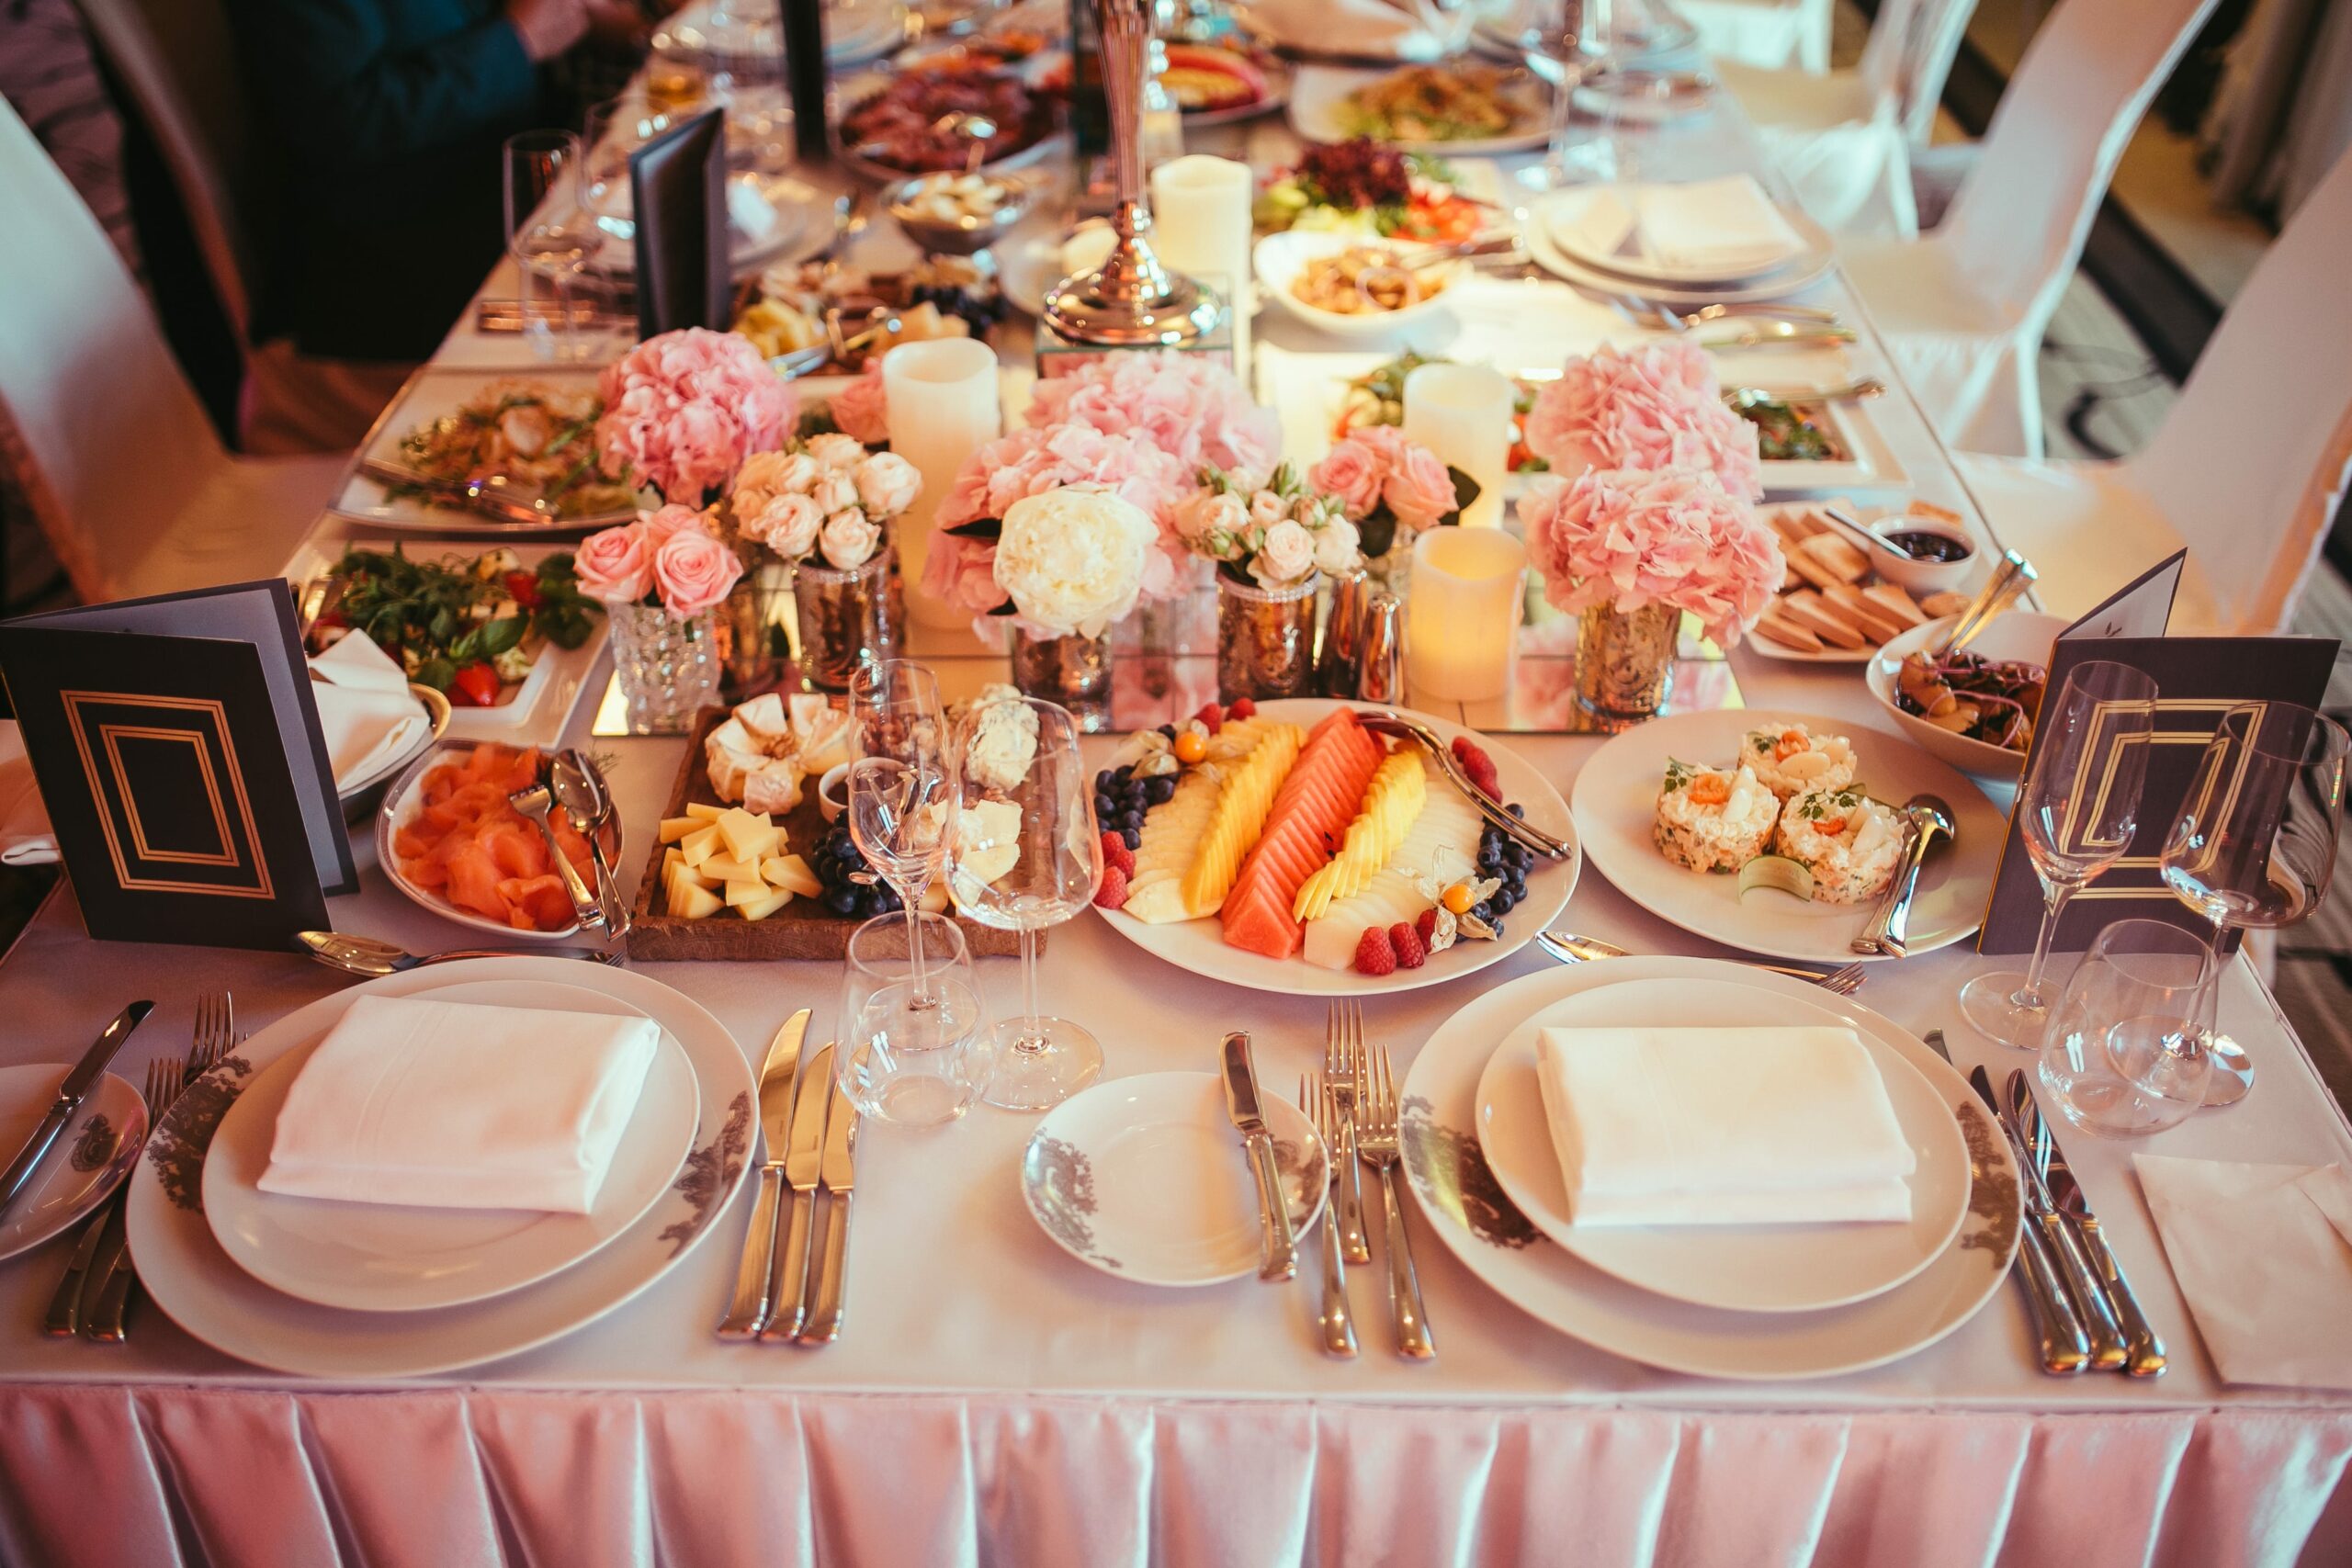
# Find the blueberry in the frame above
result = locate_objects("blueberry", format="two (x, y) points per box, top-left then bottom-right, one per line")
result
(1096, 769), (1116, 792)
(1159, 723), (1178, 739)
(825, 889), (859, 917)
(1477, 852), (1501, 874)
(1488, 917), (1506, 939)
(1094, 795), (1114, 819)
(1471, 900), (1493, 921)
(1146, 776), (1177, 806)
(1123, 828), (1141, 851)
(1507, 803), (1526, 818)
(1125, 808), (1146, 830)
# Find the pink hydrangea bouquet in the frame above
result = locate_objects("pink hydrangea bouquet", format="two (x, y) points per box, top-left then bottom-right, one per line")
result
(1521, 468), (1784, 648)
(731, 434), (922, 571)
(1022, 351), (1284, 480)
(1522, 340), (1762, 502)
(1171, 464), (1361, 592)
(573, 502), (748, 620)
(923, 421), (1188, 635)
(594, 328), (797, 503)
(1308, 424), (1476, 558)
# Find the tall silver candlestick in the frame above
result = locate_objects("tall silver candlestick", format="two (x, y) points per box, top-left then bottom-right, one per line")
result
(1042, 0), (1221, 346)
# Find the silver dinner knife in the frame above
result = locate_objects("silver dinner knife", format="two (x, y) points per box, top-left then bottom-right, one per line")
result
(1968, 1065), (2092, 1374)
(2008, 1069), (2165, 1377)
(1221, 1032), (1297, 1283)
(0, 1002), (152, 1218)
(1993, 1072), (2126, 1371)
(799, 1075), (859, 1344)
(760, 1043), (836, 1342)
(717, 1009), (811, 1339)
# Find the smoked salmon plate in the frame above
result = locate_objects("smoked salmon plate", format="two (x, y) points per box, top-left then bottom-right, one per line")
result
(379, 742), (615, 937)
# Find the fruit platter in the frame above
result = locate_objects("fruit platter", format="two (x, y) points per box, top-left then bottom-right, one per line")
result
(1091, 698), (1578, 996)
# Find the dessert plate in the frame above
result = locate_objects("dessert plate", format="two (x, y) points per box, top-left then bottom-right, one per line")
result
(0, 1065), (145, 1263)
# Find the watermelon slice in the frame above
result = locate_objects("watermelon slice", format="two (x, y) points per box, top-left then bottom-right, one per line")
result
(1221, 709), (1385, 959)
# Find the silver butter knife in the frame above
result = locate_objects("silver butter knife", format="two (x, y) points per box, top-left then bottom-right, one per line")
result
(718, 1010), (811, 1339)
(2009, 1069), (2165, 1376)
(800, 1069), (859, 1344)
(0, 1003), (152, 1217)
(1968, 1064), (2092, 1374)
(1222, 1031), (1298, 1283)
(761, 1043), (836, 1342)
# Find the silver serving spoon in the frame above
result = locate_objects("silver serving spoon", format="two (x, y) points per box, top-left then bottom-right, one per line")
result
(1854, 794), (1957, 956)
(297, 931), (621, 977)
(508, 776), (607, 931)
(1818, 502), (1934, 563)
(554, 749), (631, 937)
(1724, 378), (1885, 410)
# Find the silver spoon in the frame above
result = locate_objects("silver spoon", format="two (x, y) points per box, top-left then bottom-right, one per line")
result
(1724, 379), (1885, 409)
(1854, 794), (1957, 956)
(1816, 502), (1940, 564)
(508, 778), (607, 931)
(297, 931), (621, 977)
(554, 749), (631, 938)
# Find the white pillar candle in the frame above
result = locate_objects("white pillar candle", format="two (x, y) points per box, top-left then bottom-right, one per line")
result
(1402, 363), (1513, 528)
(1407, 526), (1525, 701)
(1148, 154), (1253, 375)
(885, 337), (1002, 628)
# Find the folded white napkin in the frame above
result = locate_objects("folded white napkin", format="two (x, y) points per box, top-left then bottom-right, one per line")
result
(309, 633), (430, 789)
(1535, 1025), (1916, 1226)
(260, 995), (662, 1214)
(1632, 175), (1804, 276)
(726, 176), (779, 242)
(0, 722), (56, 866)
(2133, 1155), (2352, 1390)
(1248, 0), (1473, 61)
(1546, 187), (1641, 265)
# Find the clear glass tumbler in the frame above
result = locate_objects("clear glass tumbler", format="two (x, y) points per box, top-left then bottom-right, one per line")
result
(2037, 918), (2216, 1137)
(837, 911), (986, 1128)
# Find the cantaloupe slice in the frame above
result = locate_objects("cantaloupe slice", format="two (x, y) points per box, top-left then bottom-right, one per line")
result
(1293, 749), (1428, 920)
(1177, 721), (1305, 919)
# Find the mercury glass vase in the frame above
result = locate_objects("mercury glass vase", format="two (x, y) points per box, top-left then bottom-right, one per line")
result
(718, 551), (791, 696)
(792, 546), (901, 692)
(1216, 570), (1319, 703)
(1574, 600), (1679, 721)
(1008, 626), (1112, 731)
(608, 603), (723, 734)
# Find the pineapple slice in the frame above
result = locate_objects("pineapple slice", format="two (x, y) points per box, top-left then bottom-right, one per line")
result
(1293, 750), (1429, 920)
(1178, 722), (1304, 919)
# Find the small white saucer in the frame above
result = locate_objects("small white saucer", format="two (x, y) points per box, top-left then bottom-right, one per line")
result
(1022, 1071), (1327, 1286)
(0, 1064), (146, 1262)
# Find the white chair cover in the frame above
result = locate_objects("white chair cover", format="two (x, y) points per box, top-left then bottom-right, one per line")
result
(1960, 147), (2352, 633)
(0, 99), (340, 603)
(1838, 0), (2222, 457)
(1678, 0), (1835, 73)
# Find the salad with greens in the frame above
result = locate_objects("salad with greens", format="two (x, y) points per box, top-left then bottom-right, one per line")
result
(310, 547), (602, 707)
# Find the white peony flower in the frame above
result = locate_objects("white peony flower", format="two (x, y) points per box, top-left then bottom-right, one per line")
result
(992, 484), (1156, 638)
(1313, 513), (1362, 576)
(819, 510), (882, 570)
(804, 432), (867, 472)
(1251, 517), (1317, 588)
(853, 451), (922, 517)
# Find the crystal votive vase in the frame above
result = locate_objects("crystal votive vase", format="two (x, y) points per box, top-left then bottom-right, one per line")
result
(1575, 600), (1679, 721)
(1008, 626), (1111, 731)
(792, 546), (902, 691)
(1216, 570), (1319, 703)
(608, 603), (723, 734)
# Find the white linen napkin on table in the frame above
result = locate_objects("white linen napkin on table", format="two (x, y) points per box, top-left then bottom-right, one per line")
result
(1631, 175), (1804, 276)
(2132, 1154), (2352, 1390)
(1535, 1025), (1916, 1226)
(0, 722), (56, 866)
(1245, 0), (1475, 62)
(259, 995), (661, 1214)
(308, 632), (431, 788)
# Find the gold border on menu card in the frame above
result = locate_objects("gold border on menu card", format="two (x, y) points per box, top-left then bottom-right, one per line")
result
(59, 691), (275, 899)
(96, 726), (236, 865)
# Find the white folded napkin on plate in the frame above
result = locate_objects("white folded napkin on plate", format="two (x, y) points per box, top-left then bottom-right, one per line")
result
(1535, 1025), (1916, 1226)
(2133, 1154), (2352, 1390)
(0, 722), (56, 866)
(309, 633), (430, 789)
(1545, 187), (1641, 265)
(260, 995), (662, 1214)
(1248, 0), (1473, 62)
(1632, 175), (1804, 276)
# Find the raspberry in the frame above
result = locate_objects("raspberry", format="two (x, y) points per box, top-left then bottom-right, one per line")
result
(1415, 907), (1440, 946)
(1099, 829), (1135, 877)
(1389, 920), (1426, 968)
(1194, 701), (1224, 731)
(1352, 925), (1396, 976)
(1093, 864), (1130, 909)
(1451, 736), (1502, 800)
(1227, 697), (1257, 719)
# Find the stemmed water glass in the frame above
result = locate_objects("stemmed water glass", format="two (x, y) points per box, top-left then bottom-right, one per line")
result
(849, 660), (952, 1002)
(2159, 700), (2348, 1103)
(503, 130), (605, 363)
(945, 696), (1105, 1111)
(1959, 660), (2159, 1048)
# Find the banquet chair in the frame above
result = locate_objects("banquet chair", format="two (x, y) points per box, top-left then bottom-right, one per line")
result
(1955, 147), (2352, 634)
(1713, 0), (1978, 235)
(0, 98), (341, 604)
(1834, 0), (2221, 457)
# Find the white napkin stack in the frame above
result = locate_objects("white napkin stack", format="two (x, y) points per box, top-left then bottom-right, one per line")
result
(260, 995), (662, 1214)
(309, 632), (432, 789)
(1535, 1026), (1916, 1226)
(0, 722), (55, 866)
(2133, 1155), (2352, 1390)
(1248, 0), (1474, 62)
(1632, 175), (1804, 276)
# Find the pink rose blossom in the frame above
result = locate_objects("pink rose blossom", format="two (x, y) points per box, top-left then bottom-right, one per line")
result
(1023, 351), (1283, 480)
(922, 529), (1011, 619)
(1382, 443), (1459, 531)
(1520, 466), (1784, 648)
(1309, 437), (1385, 517)
(574, 522), (653, 604)
(1523, 340), (1762, 501)
(650, 524), (746, 617)
(819, 511), (882, 570)
(828, 363), (890, 445)
(739, 491), (823, 557)
(594, 328), (796, 502)
(639, 502), (706, 547)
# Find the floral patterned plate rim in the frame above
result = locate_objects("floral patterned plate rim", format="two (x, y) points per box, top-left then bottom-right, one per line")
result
(123, 957), (755, 1379)
(0, 1064), (146, 1263)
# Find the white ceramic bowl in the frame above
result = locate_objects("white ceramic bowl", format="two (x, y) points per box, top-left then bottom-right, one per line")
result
(1866, 611), (2069, 778)
(1865, 516), (1978, 596)
(1253, 231), (1462, 343)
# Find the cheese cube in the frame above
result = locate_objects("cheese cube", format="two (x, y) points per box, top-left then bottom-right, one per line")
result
(667, 879), (724, 919)
(681, 825), (724, 866)
(698, 852), (762, 886)
(726, 876), (786, 908)
(762, 853), (822, 897)
(732, 886), (795, 921)
(659, 816), (703, 843)
(717, 807), (782, 863)
(662, 847), (685, 878)
(684, 802), (726, 822)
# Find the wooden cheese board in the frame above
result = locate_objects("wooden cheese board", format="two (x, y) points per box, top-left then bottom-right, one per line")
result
(624, 705), (1027, 961)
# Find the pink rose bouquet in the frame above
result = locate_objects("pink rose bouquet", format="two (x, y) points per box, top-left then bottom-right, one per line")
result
(594, 328), (797, 503)
(1023, 351), (1283, 481)
(1308, 424), (1476, 558)
(1522, 340), (1762, 501)
(731, 438), (921, 570)
(1171, 463), (1360, 591)
(1520, 467), (1784, 648)
(577, 504), (747, 619)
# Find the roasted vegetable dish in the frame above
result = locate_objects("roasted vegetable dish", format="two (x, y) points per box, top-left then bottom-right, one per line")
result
(1894, 649), (2045, 750)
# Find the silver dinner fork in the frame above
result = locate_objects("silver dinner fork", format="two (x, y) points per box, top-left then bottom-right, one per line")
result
(89, 994), (233, 1342)
(1346, 1003), (1434, 1361)
(76, 1052), (187, 1343)
(1323, 1005), (1370, 1265)
(1298, 1077), (1358, 1359)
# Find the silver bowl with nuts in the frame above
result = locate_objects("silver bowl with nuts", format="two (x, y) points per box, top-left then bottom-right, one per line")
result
(886, 172), (1034, 256)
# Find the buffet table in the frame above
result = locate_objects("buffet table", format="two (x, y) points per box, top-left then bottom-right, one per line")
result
(2, 53), (2350, 1568)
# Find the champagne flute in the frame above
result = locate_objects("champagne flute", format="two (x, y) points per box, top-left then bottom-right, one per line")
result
(1959, 660), (2159, 1049)
(503, 130), (604, 364)
(946, 696), (1105, 1111)
(849, 659), (951, 999)
(2159, 701), (2348, 1104)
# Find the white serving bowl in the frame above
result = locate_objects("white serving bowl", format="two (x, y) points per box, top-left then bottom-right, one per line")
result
(1253, 230), (1462, 343)
(1863, 515), (1979, 597)
(1866, 611), (2069, 779)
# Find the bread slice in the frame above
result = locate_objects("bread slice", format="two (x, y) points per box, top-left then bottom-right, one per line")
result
(1860, 581), (1927, 627)
(1779, 590), (1870, 649)
(1754, 603), (1825, 653)
(1823, 582), (1909, 645)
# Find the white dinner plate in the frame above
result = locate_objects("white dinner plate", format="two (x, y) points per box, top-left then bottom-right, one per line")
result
(374, 742), (624, 942)
(123, 957), (757, 1379)
(1569, 708), (2004, 964)
(1473, 976), (1970, 1313)
(1404, 958), (2021, 1379)
(1288, 65), (1556, 157)
(201, 981), (700, 1313)
(1022, 1072), (1326, 1286)
(0, 1065), (145, 1263)
(1538, 183), (1826, 289)
(1094, 699), (1580, 996)
(1522, 190), (1838, 308)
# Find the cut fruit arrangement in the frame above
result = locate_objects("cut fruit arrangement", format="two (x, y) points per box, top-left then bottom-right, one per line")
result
(1095, 704), (1545, 976)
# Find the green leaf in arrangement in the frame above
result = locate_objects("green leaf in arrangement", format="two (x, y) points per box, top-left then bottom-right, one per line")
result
(944, 517), (1003, 540)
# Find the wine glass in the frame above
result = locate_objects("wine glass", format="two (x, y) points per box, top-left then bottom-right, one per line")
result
(1959, 660), (2159, 1048)
(2037, 918), (2216, 1137)
(848, 659), (944, 761)
(848, 659), (952, 998)
(838, 911), (986, 1127)
(2159, 700), (2348, 1104)
(946, 696), (1105, 1111)
(503, 130), (605, 364)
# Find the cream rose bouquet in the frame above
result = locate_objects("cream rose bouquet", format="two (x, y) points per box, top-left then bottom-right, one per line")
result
(1307, 424), (1478, 559)
(574, 502), (747, 620)
(731, 433), (922, 571)
(1170, 464), (1361, 592)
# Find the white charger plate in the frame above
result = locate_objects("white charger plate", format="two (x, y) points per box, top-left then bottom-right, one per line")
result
(0, 1066), (145, 1262)
(1569, 708), (2004, 964)
(1523, 190), (1838, 308)
(1404, 958), (2021, 1379)
(1022, 1071), (1326, 1286)
(1538, 183), (1826, 289)
(1473, 976), (1970, 1313)
(123, 957), (757, 1379)
(1093, 699), (1580, 996)
(201, 981), (700, 1313)
(1288, 65), (1555, 156)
